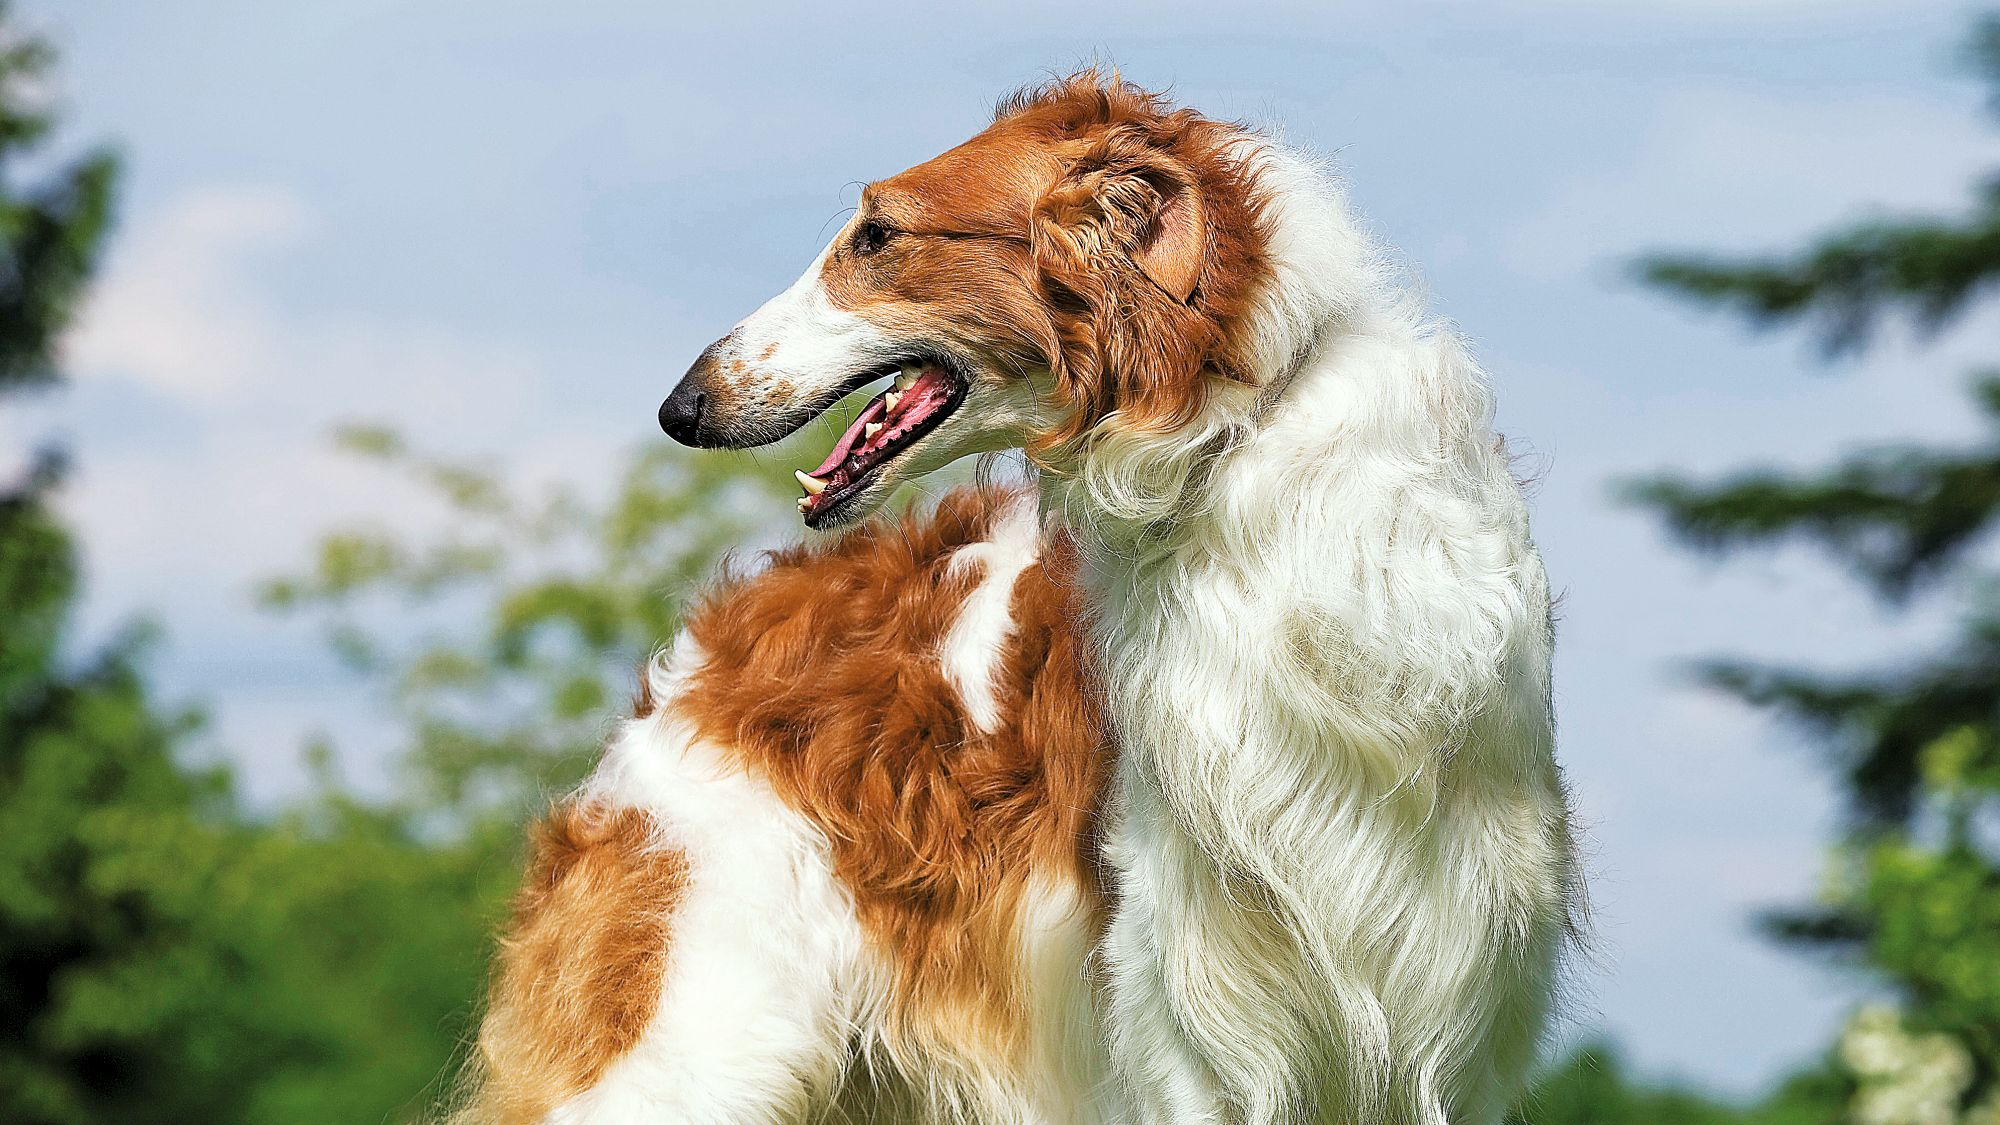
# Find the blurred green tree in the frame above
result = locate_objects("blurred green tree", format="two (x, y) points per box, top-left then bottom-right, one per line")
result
(260, 426), (792, 830)
(1630, 12), (2000, 1119)
(0, 9), (322, 1121)
(1502, 1040), (1841, 1125)
(0, 11), (505, 1121)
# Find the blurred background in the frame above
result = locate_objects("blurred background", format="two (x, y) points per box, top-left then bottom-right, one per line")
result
(3, 1), (1997, 1122)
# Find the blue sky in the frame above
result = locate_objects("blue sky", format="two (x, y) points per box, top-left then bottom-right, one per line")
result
(14, 0), (1999, 1099)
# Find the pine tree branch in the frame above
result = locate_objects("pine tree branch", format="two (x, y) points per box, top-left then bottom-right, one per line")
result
(1758, 904), (1873, 947)
(1639, 192), (2000, 356)
(1697, 614), (2000, 827)
(1624, 389), (2000, 600)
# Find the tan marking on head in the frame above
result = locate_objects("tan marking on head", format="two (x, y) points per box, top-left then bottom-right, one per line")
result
(810, 70), (1273, 458)
(466, 804), (689, 1125)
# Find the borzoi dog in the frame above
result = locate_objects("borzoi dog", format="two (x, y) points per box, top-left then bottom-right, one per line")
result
(458, 73), (1578, 1125)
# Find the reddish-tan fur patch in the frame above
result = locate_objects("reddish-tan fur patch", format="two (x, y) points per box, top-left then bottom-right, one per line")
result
(814, 71), (1272, 456)
(680, 485), (1110, 1062)
(469, 804), (690, 1125)
(631, 665), (656, 718)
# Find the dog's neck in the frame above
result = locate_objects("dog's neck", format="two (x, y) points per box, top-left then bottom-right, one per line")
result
(1043, 144), (1544, 788)
(1022, 139), (1567, 1125)
(1043, 147), (1392, 541)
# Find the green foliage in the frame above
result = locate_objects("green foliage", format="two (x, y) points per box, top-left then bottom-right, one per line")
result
(1629, 10), (2000, 1116)
(1625, 374), (2000, 600)
(1687, 611), (2000, 830)
(260, 425), (794, 824)
(1639, 191), (2000, 356)
(1505, 1042), (1750, 1125)
(0, 648), (494, 1124)
(0, 499), (285, 1125)
(0, 15), (115, 398)
(1, 588), (511, 1124)
(206, 800), (509, 1125)
(1504, 1041), (1847, 1125)
(0, 13), (502, 1122)
(0, 10), (281, 1118)
(1863, 840), (2000, 1061)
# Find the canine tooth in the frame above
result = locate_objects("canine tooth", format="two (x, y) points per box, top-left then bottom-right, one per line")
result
(794, 470), (827, 496)
(883, 391), (902, 412)
(864, 422), (884, 440)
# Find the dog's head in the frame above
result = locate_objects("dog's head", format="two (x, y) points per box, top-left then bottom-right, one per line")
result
(658, 73), (1272, 527)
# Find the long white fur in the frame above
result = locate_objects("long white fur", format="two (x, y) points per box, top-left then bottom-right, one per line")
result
(1055, 148), (1574, 1125)
(547, 635), (867, 1123)
(940, 493), (1043, 734)
(937, 494), (1120, 1122)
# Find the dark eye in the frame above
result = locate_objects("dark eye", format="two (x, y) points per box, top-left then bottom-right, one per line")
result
(852, 219), (894, 256)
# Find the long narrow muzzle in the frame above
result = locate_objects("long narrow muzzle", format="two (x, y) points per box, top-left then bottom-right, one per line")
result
(658, 338), (731, 448)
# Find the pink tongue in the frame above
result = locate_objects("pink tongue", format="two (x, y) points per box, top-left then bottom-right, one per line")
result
(808, 397), (887, 478)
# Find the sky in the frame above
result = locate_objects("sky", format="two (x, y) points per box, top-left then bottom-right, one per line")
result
(11, 0), (1998, 1100)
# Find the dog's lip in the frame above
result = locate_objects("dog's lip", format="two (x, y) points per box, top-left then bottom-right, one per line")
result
(797, 361), (966, 527)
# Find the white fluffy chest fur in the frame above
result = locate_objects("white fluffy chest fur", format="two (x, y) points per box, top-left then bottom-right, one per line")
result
(1057, 150), (1577, 1125)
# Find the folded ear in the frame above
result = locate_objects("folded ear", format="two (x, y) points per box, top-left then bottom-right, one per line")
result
(1133, 177), (1205, 303)
(1028, 132), (1221, 451)
(1039, 142), (1208, 304)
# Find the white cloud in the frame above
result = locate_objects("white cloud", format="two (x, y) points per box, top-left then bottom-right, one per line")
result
(54, 186), (601, 588)
(66, 186), (312, 399)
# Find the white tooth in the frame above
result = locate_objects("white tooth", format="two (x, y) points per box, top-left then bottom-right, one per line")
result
(797, 497), (810, 512)
(864, 422), (884, 440)
(794, 470), (827, 496)
(883, 391), (901, 412)
(895, 366), (920, 391)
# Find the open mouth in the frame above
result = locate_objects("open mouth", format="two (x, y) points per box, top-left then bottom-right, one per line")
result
(795, 359), (965, 527)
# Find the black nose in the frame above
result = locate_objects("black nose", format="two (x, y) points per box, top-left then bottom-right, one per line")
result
(658, 382), (706, 445)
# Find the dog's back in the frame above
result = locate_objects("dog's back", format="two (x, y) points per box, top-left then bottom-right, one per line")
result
(459, 485), (1120, 1124)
